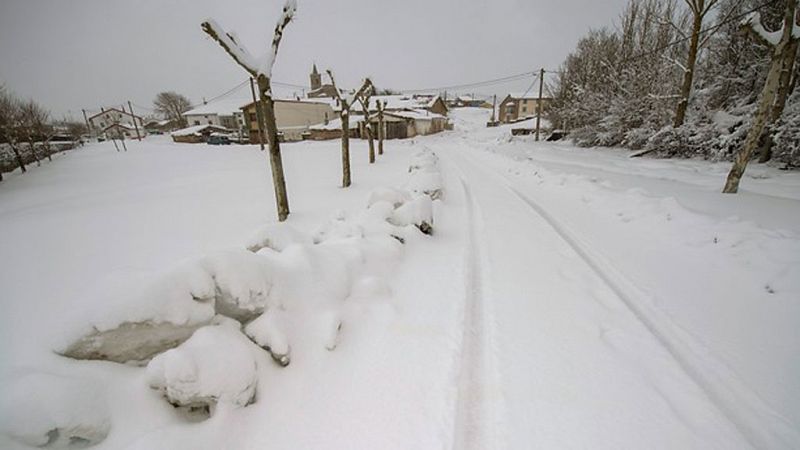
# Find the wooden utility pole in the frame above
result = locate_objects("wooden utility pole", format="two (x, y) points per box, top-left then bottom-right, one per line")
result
(82, 109), (91, 133)
(127, 101), (142, 141)
(535, 68), (545, 141)
(491, 94), (496, 122)
(249, 77), (266, 150)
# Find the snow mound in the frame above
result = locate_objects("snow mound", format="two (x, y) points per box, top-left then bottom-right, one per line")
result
(199, 249), (276, 322)
(367, 187), (413, 209)
(0, 373), (110, 448)
(146, 321), (258, 418)
(244, 309), (290, 366)
(60, 249), (279, 363)
(409, 150), (439, 173)
(389, 195), (434, 235)
(244, 223), (312, 253)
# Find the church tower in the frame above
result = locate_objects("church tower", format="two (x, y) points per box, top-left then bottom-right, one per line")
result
(310, 64), (322, 91)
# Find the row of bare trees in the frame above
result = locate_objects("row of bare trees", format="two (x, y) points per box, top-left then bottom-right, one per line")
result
(0, 86), (86, 182)
(549, 0), (800, 193)
(202, 0), (389, 221)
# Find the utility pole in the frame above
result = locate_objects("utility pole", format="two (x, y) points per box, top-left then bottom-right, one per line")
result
(491, 94), (496, 123)
(535, 68), (545, 141)
(249, 78), (266, 150)
(127, 101), (142, 141)
(82, 109), (91, 132)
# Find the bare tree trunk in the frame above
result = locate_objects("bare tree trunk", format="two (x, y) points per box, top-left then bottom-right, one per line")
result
(674, 13), (702, 128)
(759, 38), (799, 163)
(27, 137), (41, 166)
(200, 0), (296, 222)
(340, 111), (351, 187)
(377, 101), (384, 155)
(366, 124), (375, 164)
(9, 141), (26, 173)
(724, 0), (796, 193)
(257, 76), (290, 221)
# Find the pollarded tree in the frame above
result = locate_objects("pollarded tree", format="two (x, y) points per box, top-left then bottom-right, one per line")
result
(153, 92), (192, 128)
(358, 86), (377, 163)
(376, 100), (385, 155)
(201, 0), (297, 221)
(326, 71), (373, 187)
(723, 0), (799, 193)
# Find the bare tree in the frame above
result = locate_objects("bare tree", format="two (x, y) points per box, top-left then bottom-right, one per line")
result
(201, 0), (297, 221)
(673, 0), (721, 127)
(358, 86), (376, 163)
(20, 100), (54, 163)
(19, 100), (43, 166)
(153, 91), (192, 128)
(326, 71), (373, 187)
(740, 7), (800, 162)
(0, 89), (27, 174)
(376, 99), (385, 155)
(723, 0), (798, 193)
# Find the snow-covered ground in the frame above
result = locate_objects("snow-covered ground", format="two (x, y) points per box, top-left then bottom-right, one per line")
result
(1, 109), (798, 449)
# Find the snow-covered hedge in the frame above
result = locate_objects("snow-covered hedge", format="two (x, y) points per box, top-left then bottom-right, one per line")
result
(47, 147), (445, 427)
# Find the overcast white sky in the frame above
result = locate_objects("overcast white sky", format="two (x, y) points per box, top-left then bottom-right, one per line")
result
(0, 0), (630, 120)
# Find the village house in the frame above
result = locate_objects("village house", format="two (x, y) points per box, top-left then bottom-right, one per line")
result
(182, 98), (248, 133)
(364, 109), (449, 139)
(366, 94), (449, 116)
(241, 98), (335, 143)
(102, 123), (143, 140)
(143, 119), (178, 135)
(88, 108), (145, 138)
(308, 115), (362, 141)
(170, 124), (230, 143)
(498, 93), (552, 123)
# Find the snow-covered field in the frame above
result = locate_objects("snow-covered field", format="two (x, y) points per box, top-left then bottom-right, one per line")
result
(1, 108), (798, 449)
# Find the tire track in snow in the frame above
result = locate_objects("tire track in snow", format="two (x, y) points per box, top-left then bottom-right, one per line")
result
(450, 173), (500, 450)
(454, 149), (798, 449)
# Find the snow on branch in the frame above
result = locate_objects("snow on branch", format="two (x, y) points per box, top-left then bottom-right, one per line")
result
(742, 11), (782, 46)
(259, 0), (297, 78)
(201, 0), (297, 79)
(201, 19), (261, 76)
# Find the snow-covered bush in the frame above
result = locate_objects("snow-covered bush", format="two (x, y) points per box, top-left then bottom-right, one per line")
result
(772, 92), (800, 168)
(0, 373), (111, 448)
(245, 222), (311, 253)
(146, 320), (259, 419)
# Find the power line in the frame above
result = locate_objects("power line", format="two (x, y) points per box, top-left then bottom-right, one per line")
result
(399, 71), (538, 93)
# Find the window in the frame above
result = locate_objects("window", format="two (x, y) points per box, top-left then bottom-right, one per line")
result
(249, 113), (257, 122)
(522, 106), (527, 113)
(194, 120), (200, 126)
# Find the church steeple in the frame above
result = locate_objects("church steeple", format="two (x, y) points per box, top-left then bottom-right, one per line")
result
(310, 63), (322, 91)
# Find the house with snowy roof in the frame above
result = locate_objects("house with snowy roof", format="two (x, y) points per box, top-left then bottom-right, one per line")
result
(87, 108), (145, 137)
(498, 92), (552, 124)
(183, 98), (249, 132)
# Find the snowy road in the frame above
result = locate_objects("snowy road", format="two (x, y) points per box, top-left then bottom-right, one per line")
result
(441, 148), (748, 448)
(430, 110), (799, 449)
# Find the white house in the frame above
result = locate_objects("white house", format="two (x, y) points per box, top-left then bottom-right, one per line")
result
(182, 98), (248, 132)
(88, 108), (145, 138)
